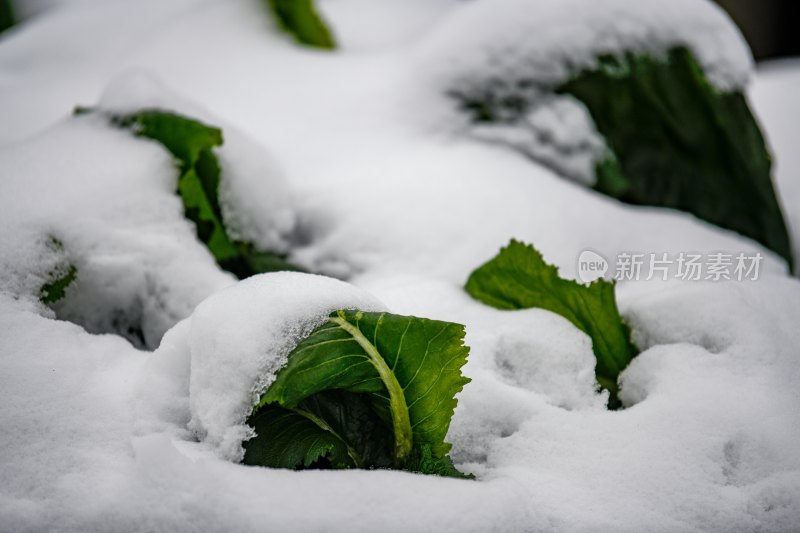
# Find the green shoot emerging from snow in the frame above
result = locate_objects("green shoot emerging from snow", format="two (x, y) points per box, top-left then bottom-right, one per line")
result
(40, 264), (76, 305)
(465, 240), (637, 409)
(244, 310), (471, 478)
(39, 238), (76, 306)
(264, 0), (335, 49)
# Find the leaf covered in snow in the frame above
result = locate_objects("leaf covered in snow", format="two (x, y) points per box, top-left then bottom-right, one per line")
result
(105, 109), (302, 278)
(244, 309), (471, 477)
(465, 240), (637, 408)
(453, 46), (792, 271)
(559, 47), (793, 270)
(39, 238), (76, 305)
(40, 264), (77, 305)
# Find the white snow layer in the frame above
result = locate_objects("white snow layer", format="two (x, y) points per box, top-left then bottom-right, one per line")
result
(1, 0), (799, 531)
(414, 0), (753, 185)
(0, 113), (234, 348)
(97, 70), (300, 255)
(419, 0), (752, 91)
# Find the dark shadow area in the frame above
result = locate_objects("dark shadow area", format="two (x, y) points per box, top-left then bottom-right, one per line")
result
(716, 0), (800, 61)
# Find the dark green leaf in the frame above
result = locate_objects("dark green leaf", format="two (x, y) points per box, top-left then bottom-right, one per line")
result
(465, 240), (637, 408)
(452, 47), (793, 271)
(557, 47), (792, 270)
(39, 237), (77, 305)
(220, 243), (306, 280)
(40, 264), (77, 305)
(243, 404), (356, 469)
(296, 390), (395, 469)
(265, 0), (336, 49)
(245, 310), (471, 477)
(0, 0), (14, 34)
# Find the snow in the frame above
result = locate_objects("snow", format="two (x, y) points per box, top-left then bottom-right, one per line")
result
(420, 0), (752, 91)
(316, 0), (459, 51)
(1, 0), (800, 531)
(750, 59), (800, 270)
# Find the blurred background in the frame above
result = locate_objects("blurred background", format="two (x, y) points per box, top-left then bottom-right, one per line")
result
(1, 0), (798, 61)
(715, 0), (800, 60)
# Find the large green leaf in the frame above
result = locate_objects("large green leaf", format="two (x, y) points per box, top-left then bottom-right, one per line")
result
(264, 0), (336, 49)
(465, 240), (637, 408)
(244, 310), (471, 477)
(243, 404), (356, 469)
(559, 47), (792, 270)
(451, 47), (793, 271)
(93, 108), (303, 278)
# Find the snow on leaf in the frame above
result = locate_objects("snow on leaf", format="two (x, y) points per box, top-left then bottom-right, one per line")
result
(104, 109), (303, 278)
(558, 47), (793, 271)
(453, 45), (792, 271)
(38, 238), (77, 306)
(245, 310), (471, 477)
(465, 240), (637, 408)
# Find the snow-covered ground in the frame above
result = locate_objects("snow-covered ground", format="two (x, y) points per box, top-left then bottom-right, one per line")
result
(1, 0), (799, 531)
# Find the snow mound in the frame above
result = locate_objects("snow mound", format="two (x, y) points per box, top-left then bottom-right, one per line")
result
(1, 0), (800, 531)
(0, 71), (304, 349)
(155, 272), (385, 461)
(421, 0), (751, 91)
(416, 0), (751, 185)
(0, 112), (232, 348)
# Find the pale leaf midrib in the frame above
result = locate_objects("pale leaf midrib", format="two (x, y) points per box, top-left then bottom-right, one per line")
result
(330, 311), (413, 464)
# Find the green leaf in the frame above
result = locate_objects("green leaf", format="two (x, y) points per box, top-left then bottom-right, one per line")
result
(0, 0), (14, 34)
(465, 240), (637, 408)
(265, 0), (336, 49)
(112, 111), (240, 263)
(451, 47), (793, 271)
(557, 47), (793, 271)
(40, 264), (77, 305)
(243, 404), (356, 469)
(244, 310), (471, 477)
(407, 443), (471, 479)
(39, 237), (77, 305)
(95, 108), (303, 278)
(220, 243), (306, 280)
